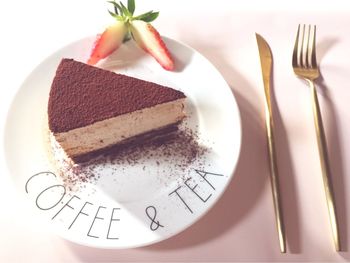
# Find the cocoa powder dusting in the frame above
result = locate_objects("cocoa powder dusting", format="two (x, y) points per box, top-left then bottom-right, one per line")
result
(48, 59), (185, 133)
(51, 127), (210, 191)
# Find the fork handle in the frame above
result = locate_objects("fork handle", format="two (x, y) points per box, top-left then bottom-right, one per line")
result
(308, 80), (340, 251)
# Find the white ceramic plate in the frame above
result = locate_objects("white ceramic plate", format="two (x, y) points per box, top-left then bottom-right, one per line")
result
(3, 37), (241, 249)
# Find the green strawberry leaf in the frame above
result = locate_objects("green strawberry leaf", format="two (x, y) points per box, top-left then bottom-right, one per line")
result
(127, 0), (135, 15)
(108, 10), (124, 21)
(139, 11), (159, 22)
(133, 10), (152, 20)
(106, 0), (159, 23)
(108, 9), (117, 17)
(107, 1), (122, 15)
(120, 1), (131, 17)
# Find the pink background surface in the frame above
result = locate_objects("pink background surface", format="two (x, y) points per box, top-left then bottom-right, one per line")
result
(1, 0), (350, 261)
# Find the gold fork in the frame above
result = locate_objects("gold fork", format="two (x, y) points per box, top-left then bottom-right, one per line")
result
(292, 24), (340, 251)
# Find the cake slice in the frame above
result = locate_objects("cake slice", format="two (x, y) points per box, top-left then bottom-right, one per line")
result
(48, 59), (186, 163)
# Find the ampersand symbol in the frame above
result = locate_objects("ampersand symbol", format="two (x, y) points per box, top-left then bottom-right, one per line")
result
(145, 205), (164, 231)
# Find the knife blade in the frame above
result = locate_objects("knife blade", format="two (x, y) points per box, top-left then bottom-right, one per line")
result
(256, 33), (286, 253)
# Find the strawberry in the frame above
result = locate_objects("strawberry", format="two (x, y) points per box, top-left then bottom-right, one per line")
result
(87, 0), (174, 70)
(88, 21), (126, 65)
(130, 20), (174, 71)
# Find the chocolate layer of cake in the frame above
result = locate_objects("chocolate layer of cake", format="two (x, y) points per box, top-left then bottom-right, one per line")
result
(48, 59), (186, 133)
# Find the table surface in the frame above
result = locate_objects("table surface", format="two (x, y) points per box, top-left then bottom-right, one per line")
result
(1, 0), (350, 262)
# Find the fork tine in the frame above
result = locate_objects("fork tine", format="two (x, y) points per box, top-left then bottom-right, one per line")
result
(306, 25), (312, 68)
(311, 25), (317, 68)
(301, 24), (308, 68)
(292, 24), (300, 67)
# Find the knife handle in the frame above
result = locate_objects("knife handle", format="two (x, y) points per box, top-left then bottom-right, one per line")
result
(265, 106), (286, 253)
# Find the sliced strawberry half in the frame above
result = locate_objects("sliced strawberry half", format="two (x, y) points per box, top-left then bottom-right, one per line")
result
(130, 20), (174, 71)
(87, 21), (127, 65)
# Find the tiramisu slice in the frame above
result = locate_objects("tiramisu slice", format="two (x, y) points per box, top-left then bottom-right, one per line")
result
(48, 59), (186, 162)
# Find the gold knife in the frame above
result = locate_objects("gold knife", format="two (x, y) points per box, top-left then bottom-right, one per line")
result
(256, 33), (286, 253)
